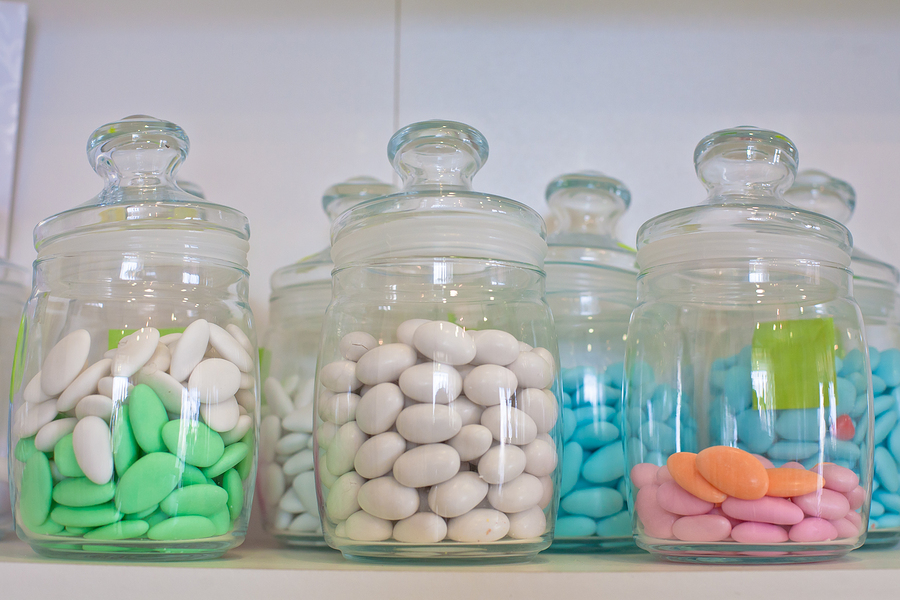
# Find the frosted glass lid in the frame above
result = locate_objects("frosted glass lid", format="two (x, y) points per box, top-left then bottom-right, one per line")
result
(636, 127), (852, 271)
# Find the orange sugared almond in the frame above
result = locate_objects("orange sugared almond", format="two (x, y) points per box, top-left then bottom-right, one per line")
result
(696, 446), (768, 500)
(765, 467), (824, 497)
(667, 452), (727, 503)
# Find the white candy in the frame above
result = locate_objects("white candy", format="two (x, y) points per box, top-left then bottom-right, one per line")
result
(515, 388), (559, 434)
(282, 374), (301, 396)
(326, 472), (364, 521)
(169, 319), (209, 382)
(318, 454), (337, 488)
(463, 364), (517, 406)
(507, 351), (553, 390)
(276, 432), (310, 455)
(236, 389), (256, 413)
(317, 392), (360, 425)
(538, 475), (554, 509)
(326, 422), (367, 477)
(293, 470), (319, 515)
(72, 415), (113, 485)
(282, 404), (314, 433)
(239, 371), (254, 390)
(263, 377), (294, 418)
(289, 513), (320, 533)
(344, 510), (392, 541)
(412, 321), (477, 366)
(221, 414), (253, 445)
(208, 322), (254, 373)
(398, 362), (462, 404)
(320, 360), (362, 393)
(146, 342), (171, 373)
(41, 329), (91, 396)
(355, 383), (404, 435)
(357, 476), (419, 520)
(530, 347), (556, 378)
(522, 438), (558, 477)
(279, 488), (306, 513)
(274, 509), (294, 530)
(34, 417), (77, 452)
(396, 319), (429, 347)
(446, 508), (509, 542)
(75, 394), (113, 422)
(478, 444), (526, 484)
(135, 365), (186, 413)
(13, 398), (58, 438)
(427, 471), (489, 518)
(487, 473), (543, 513)
(392, 443), (460, 488)
(112, 327), (160, 377)
(355, 343), (417, 385)
(470, 330), (521, 366)
(395, 403), (462, 444)
(283, 449), (315, 477)
(393, 513), (447, 543)
(56, 358), (111, 412)
(261, 463), (286, 506)
(159, 332), (182, 345)
(189, 358), (242, 404)
(24, 371), (52, 404)
(340, 331), (379, 362)
(200, 396), (240, 432)
(449, 396), (483, 426)
(507, 505), (547, 539)
(481, 405), (537, 445)
(353, 432), (407, 479)
(447, 424), (493, 462)
(226, 324), (254, 356)
(316, 421), (337, 450)
(97, 376), (133, 401)
(293, 379), (315, 408)
(259, 414), (281, 463)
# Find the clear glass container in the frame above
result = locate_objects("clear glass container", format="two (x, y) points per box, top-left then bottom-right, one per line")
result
(259, 176), (396, 546)
(623, 127), (872, 564)
(315, 120), (561, 561)
(786, 169), (900, 549)
(0, 260), (29, 538)
(542, 171), (637, 550)
(8, 115), (258, 560)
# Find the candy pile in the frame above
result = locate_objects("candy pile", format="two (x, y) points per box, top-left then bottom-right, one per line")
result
(317, 319), (558, 544)
(632, 446), (865, 544)
(861, 347), (900, 531)
(12, 321), (255, 542)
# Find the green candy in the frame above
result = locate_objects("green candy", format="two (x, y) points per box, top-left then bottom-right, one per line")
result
(112, 404), (139, 476)
(235, 429), (254, 481)
(52, 478), (116, 507)
(50, 502), (123, 528)
(124, 505), (158, 520)
(64, 526), (93, 535)
(128, 384), (168, 453)
(161, 419), (225, 468)
(180, 465), (210, 486)
(203, 442), (249, 479)
(20, 451), (53, 528)
(145, 509), (169, 528)
(26, 517), (64, 535)
(208, 509), (232, 536)
(222, 469), (244, 521)
(160, 484), (227, 517)
(53, 434), (85, 478)
(114, 452), (184, 514)
(147, 516), (217, 540)
(84, 520), (149, 540)
(14, 436), (38, 462)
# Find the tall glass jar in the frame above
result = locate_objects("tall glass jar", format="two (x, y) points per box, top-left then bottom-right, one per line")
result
(315, 120), (561, 561)
(543, 171), (637, 550)
(259, 176), (396, 546)
(786, 170), (900, 548)
(8, 116), (258, 559)
(623, 127), (872, 563)
(0, 259), (29, 538)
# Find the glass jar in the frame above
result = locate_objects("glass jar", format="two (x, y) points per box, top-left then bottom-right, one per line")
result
(542, 171), (637, 550)
(315, 120), (561, 561)
(8, 115), (258, 559)
(0, 260), (29, 538)
(786, 169), (900, 548)
(259, 176), (396, 546)
(623, 127), (872, 563)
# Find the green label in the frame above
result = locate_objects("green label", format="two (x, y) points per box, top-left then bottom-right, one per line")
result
(258, 347), (272, 383)
(108, 328), (185, 350)
(752, 317), (837, 411)
(10, 313), (26, 404)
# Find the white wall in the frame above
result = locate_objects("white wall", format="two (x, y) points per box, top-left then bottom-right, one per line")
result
(11, 0), (900, 331)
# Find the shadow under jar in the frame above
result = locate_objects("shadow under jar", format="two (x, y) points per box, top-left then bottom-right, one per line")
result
(623, 127), (873, 564)
(9, 116), (258, 560)
(315, 120), (562, 561)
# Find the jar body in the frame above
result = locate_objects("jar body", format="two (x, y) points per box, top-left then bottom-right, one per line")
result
(316, 259), (561, 560)
(257, 283), (328, 545)
(9, 248), (258, 559)
(623, 259), (872, 563)
(1, 281), (27, 538)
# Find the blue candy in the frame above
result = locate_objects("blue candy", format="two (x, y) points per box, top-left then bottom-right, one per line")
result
(840, 348), (865, 377)
(874, 395), (895, 416)
(876, 348), (900, 387)
(851, 393), (869, 419)
(873, 490), (900, 513)
(560, 487), (624, 519)
(871, 500), (886, 517)
(768, 441), (819, 461)
(775, 409), (822, 442)
(561, 366), (596, 394)
(561, 441), (584, 495)
(711, 356), (736, 372)
(708, 369), (728, 392)
(573, 422), (620, 450)
(823, 438), (861, 462)
(835, 377), (857, 415)
(640, 420), (676, 454)
(562, 408), (577, 441)
(852, 416), (868, 446)
(644, 451), (666, 466)
(555, 516), (597, 537)
(582, 441), (625, 484)
(606, 362), (625, 389)
(889, 428), (900, 462)
(627, 437), (647, 464)
(617, 477), (627, 498)
(601, 385), (623, 406)
(875, 446), (900, 493)
(849, 372), (868, 394)
(872, 374), (887, 395)
(722, 365), (752, 412)
(736, 410), (775, 454)
(707, 403), (739, 446)
(877, 514), (900, 529)
(574, 405), (616, 425)
(595, 511), (632, 537)
(869, 346), (881, 372)
(875, 411), (899, 446)
(649, 384), (677, 422)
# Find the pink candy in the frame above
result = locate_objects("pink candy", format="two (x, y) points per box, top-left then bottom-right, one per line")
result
(721, 496), (804, 525)
(672, 515), (732, 542)
(829, 518), (860, 539)
(792, 488), (851, 520)
(630, 463), (659, 490)
(657, 481), (715, 516)
(789, 517), (838, 542)
(635, 484), (678, 539)
(845, 485), (865, 511)
(656, 465), (674, 485)
(752, 454), (775, 468)
(731, 521), (790, 543)
(817, 463), (860, 493)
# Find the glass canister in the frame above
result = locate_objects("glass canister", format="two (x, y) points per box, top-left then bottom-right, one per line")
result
(8, 115), (258, 559)
(542, 171), (638, 549)
(0, 260), (29, 538)
(315, 120), (561, 561)
(786, 170), (900, 548)
(623, 127), (872, 563)
(259, 176), (396, 545)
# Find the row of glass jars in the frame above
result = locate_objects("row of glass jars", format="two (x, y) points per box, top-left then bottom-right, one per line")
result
(2, 114), (892, 565)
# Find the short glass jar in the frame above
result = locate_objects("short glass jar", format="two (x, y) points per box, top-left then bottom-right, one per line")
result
(542, 171), (637, 550)
(8, 116), (258, 559)
(258, 177), (396, 545)
(315, 120), (561, 561)
(786, 169), (900, 548)
(623, 127), (872, 563)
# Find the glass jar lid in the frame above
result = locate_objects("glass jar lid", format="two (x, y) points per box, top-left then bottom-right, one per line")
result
(636, 127), (852, 271)
(786, 169), (899, 286)
(269, 176), (397, 295)
(33, 115), (250, 266)
(330, 120), (547, 269)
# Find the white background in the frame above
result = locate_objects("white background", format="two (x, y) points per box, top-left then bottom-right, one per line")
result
(9, 0), (900, 331)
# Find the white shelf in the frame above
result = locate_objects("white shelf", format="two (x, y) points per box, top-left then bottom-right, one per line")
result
(2, 533), (898, 599)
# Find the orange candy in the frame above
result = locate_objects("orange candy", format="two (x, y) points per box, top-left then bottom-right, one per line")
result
(765, 467), (825, 497)
(695, 446), (769, 500)
(666, 452), (727, 503)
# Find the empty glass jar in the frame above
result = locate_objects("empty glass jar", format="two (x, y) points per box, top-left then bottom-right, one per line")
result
(8, 115), (258, 559)
(259, 176), (396, 546)
(315, 120), (561, 561)
(623, 127), (872, 563)
(542, 171), (637, 550)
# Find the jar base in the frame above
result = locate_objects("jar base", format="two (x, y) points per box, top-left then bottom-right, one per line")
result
(26, 536), (244, 561)
(638, 539), (858, 565)
(271, 531), (331, 549)
(546, 536), (638, 553)
(860, 529), (900, 549)
(332, 537), (550, 563)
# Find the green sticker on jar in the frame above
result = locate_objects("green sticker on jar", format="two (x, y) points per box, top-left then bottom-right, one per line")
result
(108, 327), (184, 350)
(751, 317), (837, 411)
